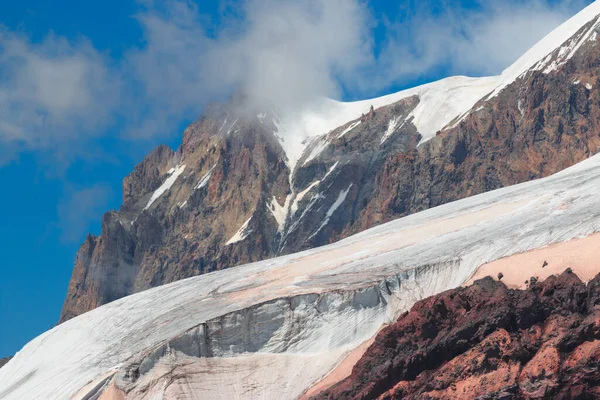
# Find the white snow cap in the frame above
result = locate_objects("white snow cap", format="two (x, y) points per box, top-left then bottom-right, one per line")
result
(274, 0), (600, 158)
(144, 164), (186, 210)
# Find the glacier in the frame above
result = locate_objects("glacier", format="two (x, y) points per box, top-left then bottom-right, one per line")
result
(2, 140), (600, 399)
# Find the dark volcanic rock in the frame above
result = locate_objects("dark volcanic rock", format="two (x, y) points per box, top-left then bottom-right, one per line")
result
(314, 271), (600, 400)
(0, 357), (12, 369)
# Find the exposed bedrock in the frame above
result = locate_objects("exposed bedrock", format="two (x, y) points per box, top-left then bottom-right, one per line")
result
(315, 270), (600, 400)
(0, 358), (11, 369)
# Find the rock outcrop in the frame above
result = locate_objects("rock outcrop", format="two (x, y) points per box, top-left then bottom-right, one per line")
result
(0, 358), (11, 369)
(60, 99), (290, 322)
(61, 11), (600, 322)
(315, 271), (600, 400)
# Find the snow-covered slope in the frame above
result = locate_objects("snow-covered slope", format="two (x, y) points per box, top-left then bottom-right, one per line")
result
(3, 141), (600, 399)
(4, 3), (600, 399)
(275, 0), (600, 166)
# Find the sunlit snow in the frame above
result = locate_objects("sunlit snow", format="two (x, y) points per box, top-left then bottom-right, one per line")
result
(144, 164), (186, 210)
(225, 215), (253, 245)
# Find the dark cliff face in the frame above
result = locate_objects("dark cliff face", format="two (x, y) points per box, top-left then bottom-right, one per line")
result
(61, 20), (600, 322)
(283, 19), (600, 247)
(314, 271), (600, 400)
(280, 96), (421, 252)
(0, 357), (11, 369)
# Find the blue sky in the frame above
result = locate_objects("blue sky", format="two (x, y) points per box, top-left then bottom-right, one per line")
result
(0, 0), (592, 357)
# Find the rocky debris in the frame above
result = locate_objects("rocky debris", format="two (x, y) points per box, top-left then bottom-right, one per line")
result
(530, 276), (539, 286)
(314, 270), (600, 400)
(0, 357), (11, 369)
(360, 105), (376, 122)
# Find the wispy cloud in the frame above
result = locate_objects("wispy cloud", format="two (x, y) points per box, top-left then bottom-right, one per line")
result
(125, 0), (373, 137)
(0, 0), (592, 164)
(57, 184), (114, 243)
(369, 0), (589, 90)
(0, 29), (119, 163)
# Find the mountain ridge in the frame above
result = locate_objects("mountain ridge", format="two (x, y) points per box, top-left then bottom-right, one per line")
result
(60, 1), (600, 323)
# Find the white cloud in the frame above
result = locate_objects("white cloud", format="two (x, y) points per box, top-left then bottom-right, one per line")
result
(125, 0), (373, 138)
(0, 0), (592, 162)
(369, 0), (590, 91)
(126, 0), (592, 129)
(0, 30), (119, 161)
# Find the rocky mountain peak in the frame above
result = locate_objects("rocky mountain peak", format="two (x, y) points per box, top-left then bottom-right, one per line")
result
(61, 4), (600, 323)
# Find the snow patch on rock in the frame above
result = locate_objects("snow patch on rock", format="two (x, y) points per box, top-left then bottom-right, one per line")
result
(226, 216), (253, 245)
(144, 164), (186, 210)
(267, 197), (288, 232)
(338, 120), (361, 138)
(381, 115), (405, 144)
(309, 184), (353, 240)
(226, 118), (239, 135)
(195, 165), (216, 190)
(291, 162), (340, 217)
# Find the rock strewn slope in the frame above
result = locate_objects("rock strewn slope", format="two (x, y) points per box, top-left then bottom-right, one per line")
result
(315, 271), (600, 400)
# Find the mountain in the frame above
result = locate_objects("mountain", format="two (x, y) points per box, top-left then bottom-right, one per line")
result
(2, 119), (600, 399)
(315, 270), (600, 400)
(3, 2), (600, 400)
(60, 1), (600, 323)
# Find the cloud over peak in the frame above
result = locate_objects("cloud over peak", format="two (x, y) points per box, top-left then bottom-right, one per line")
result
(129, 0), (372, 132)
(0, 0), (591, 164)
